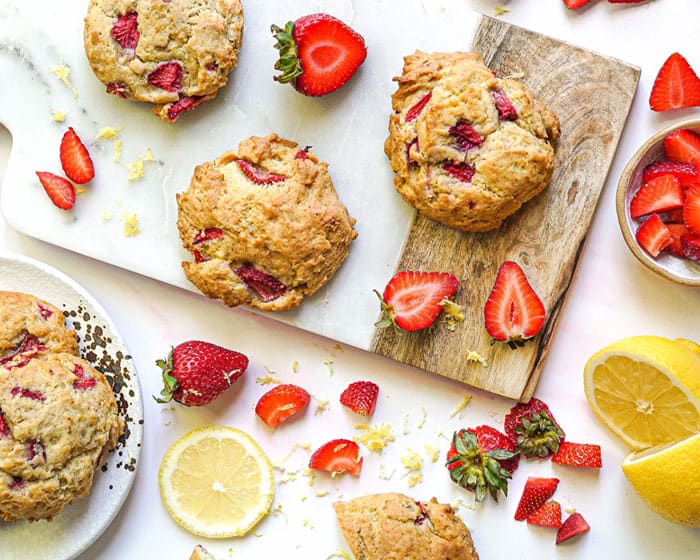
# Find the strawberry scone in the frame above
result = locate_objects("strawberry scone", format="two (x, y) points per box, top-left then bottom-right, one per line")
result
(84, 0), (243, 123)
(0, 353), (123, 521)
(385, 51), (560, 232)
(0, 291), (78, 370)
(334, 493), (480, 559)
(177, 134), (357, 311)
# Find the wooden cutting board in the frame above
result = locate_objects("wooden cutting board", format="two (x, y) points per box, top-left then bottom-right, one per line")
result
(371, 17), (639, 400)
(0, 2), (638, 401)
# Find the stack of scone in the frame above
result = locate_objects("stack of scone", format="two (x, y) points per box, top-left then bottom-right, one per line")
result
(0, 291), (123, 522)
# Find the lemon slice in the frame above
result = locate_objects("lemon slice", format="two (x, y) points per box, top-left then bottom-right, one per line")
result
(158, 426), (274, 538)
(583, 335), (700, 450)
(622, 432), (700, 527)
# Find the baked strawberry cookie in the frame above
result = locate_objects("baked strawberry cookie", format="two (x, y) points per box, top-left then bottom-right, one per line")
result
(84, 0), (244, 122)
(385, 51), (560, 231)
(177, 134), (357, 311)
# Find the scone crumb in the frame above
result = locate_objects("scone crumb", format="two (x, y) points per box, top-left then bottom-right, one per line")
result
(424, 444), (439, 463)
(466, 350), (488, 367)
(450, 393), (473, 418)
(47, 62), (78, 98)
(400, 448), (423, 487)
(353, 423), (395, 453)
(256, 375), (282, 385)
(122, 212), (140, 236)
(441, 299), (465, 331)
(51, 110), (66, 123)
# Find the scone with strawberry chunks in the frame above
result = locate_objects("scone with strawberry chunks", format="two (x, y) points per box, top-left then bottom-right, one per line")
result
(385, 51), (560, 232)
(177, 134), (357, 311)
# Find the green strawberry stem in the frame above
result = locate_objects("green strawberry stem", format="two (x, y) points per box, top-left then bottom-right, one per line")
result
(516, 411), (565, 458)
(271, 21), (303, 84)
(154, 348), (178, 404)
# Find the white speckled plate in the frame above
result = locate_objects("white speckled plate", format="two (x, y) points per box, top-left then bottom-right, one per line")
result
(0, 252), (144, 560)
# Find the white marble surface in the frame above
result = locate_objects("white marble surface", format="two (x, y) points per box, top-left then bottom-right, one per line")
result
(0, 1), (700, 559)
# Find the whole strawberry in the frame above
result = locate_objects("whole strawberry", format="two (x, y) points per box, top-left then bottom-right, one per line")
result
(271, 13), (367, 96)
(504, 397), (565, 458)
(155, 341), (248, 406)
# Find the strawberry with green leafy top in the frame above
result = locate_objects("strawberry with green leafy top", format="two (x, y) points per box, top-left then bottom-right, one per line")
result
(271, 13), (367, 97)
(504, 397), (565, 459)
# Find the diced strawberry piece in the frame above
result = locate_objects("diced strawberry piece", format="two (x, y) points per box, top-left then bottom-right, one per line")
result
(36, 302), (53, 320)
(405, 91), (432, 123)
(294, 149), (309, 159)
(235, 264), (287, 302)
(193, 228), (223, 244)
(443, 161), (475, 183)
(376, 271), (459, 332)
(664, 129), (700, 170)
(59, 127), (95, 184)
(9, 477), (24, 491)
(484, 261), (546, 348)
(551, 441), (602, 468)
(563, 0), (592, 8)
(649, 52), (700, 112)
(635, 214), (672, 257)
(629, 174), (684, 219)
(449, 121), (483, 151)
(147, 62), (183, 92)
(340, 381), (379, 416)
(255, 383), (310, 428)
(27, 439), (46, 464)
(514, 477), (560, 521)
(309, 439), (363, 476)
(192, 250), (206, 263)
(111, 12), (139, 50)
(35, 171), (75, 210)
(666, 222), (690, 257)
(73, 363), (97, 390)
(527, 501), (562, 528)
(643, 160), (698, 187)
(11, 387), (45, 401)
(236, 159), (287, 184)
(106, 82), (128, 98)
(492, 88), (518, 121)
(681, 234), (700, 262)
(556, 512), (590, 544)
(684, 185), (700, 235)
(0, 411), (9, 437)
(166, 95), (207, 122)
(0, 333), (46, 369)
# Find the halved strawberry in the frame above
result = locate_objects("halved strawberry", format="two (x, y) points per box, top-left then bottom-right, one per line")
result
(551, 441), (602, 468)
(35, 171), (75, 210)
(684, 185), (700, 235)
(484, 261), (545, 348)
(563, 0), (591, 10)
(664, 129), (700, 170)
(339, 380), (379, 416)
(504, 397), (565, 458)
(271, 13), (367, 97)
(527, 501), (563, 528)
(649, 53), (700, 112)
(59, 127), (94, 184)
(255, 383), (310, 429)
(375, 271), (459, 332)
(681, 234), (700, 262)
(514, 476), (560, 521)
(556, 512), (590, 544)
(666, 222), (690, 257)
(643, 161), (698, 187)
(236, 159), (286, 184)
(635, 214), (672, 257)
(629, 174), (684, 219)
(309, 439), (363, 476)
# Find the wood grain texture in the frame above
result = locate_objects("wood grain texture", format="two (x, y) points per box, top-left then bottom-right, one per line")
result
(369, 16), (640, 401)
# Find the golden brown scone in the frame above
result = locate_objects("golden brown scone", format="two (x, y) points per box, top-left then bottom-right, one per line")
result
(84, 0), (243, 123)
(177, 133), (358, 311)
(385, 51), (560, 232)
(0, 291), (78, 370)
(334, 493), (479, 560)
(0, 353), (123, 522)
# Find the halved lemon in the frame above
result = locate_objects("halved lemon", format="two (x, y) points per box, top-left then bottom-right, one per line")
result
(622, 432), (700, 527)
(158, 426), (274, 538)
(583, 336), (700, 450)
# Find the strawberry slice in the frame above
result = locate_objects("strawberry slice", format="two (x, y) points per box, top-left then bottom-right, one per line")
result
(255, 383), (310, 429)
(527, 501), (563, 528)
(405, 91), (432, 123)
(664, 129), (700, 170)
(643, 161), (698, 187)
(551, 441), (602, 468)
(635, 214), (672, 257)
(147, 61), (183, 92)
(649, 53), (700, 112)
(339, 380), (379, 416)
(681, 234), (700, 262)
(666, 222), (690, 257)
(563, 0), (592, 8)
(514, 477), (560, 521)
(309, 439), (363, 476)
(236, 159), (286, 184)
(111, 12), (139, 50)
(629, 174), (684, 219)
(59, 127), (95, 184)
(684, 185), (700, 235)
(272, 13), (367, 97)
(375, 271), (459, 332)
(484, 261), (545, 348)
(556, 512), (590, 544)
(35, 171), (76, 210)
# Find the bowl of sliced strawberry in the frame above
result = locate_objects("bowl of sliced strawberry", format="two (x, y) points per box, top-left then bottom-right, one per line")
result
(616, 120), (700, 286)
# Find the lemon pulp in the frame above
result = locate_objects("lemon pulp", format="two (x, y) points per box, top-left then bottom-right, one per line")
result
(158, 426), (274, 538)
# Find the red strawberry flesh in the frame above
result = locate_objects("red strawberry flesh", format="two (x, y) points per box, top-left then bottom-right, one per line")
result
(193, 228), (224, 244)
(111, 12), (139, 50)
(635, 214), (672, 257)
(0, 333), (46, 369)
(236, 160), (286, 184)
(684, 185), (700, 235)
(504, 397), (565, 458)
(665, 129), (700, 170)
(72, 363), (97, 391)
(166, 95), (207, 122)
(681, 234), (700, 262)
(11, 387), (45, 401)
(492, 88), (518, 121)
(649, 52), (700, 112)
(340, 380), (379, 416)
(630, 174), (684, 219)
(60, 127), (95, 184)
(443, 161), (475, 183)
(147, 62), (183, 92)
(449, 121), (483, 152)
(551, 441), (602, 468)
(235, 264), (287, 302)
(309, 438), (363, 476)
(405, 91), (432, 122)
(557, 512), (590, 544)
(255, 383), (310, 428)
(106, 82), (128, 98)
(527, 500), (562, 528)
(643, 160), (698, 187)
(514, 476), (560, 521)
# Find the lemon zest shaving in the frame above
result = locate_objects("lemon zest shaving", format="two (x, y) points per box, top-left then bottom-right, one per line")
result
(96, 126), (122, 141)
(122, 212), (140, 237)
(417, 406), (427, 429)
(292, 360), (299, 373)
(323, 358), (334, 376)
(379, 463), (396, 480)
(127, 148), (155, 180)
(440, 298), (465, 331)
(424, 444), (439, 463)
(256, 375), (281, 385)
(401, 448), (423, 487)
(51, 110), (66, 123)
(326, 551), (353, 560)
(495, 6), (509, 15)
(315, 490), (330, 497)
(450, 393), (473, 418)
(47, 63), (78, 98)
(353, 423), (395, 453)
(466, 350), (488, 367)
(313, 396), (330, 415)
(402, 413), (409, 436)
